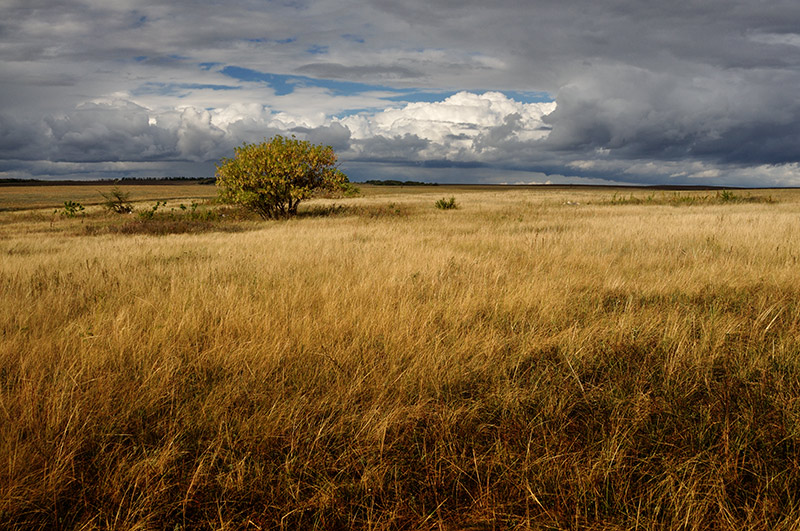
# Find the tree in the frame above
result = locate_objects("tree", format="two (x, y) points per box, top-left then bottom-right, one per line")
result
(215, 135), (348, 219)
(100, 186), (133, 214)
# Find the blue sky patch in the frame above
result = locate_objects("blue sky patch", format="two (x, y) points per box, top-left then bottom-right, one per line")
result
(218, 66), (555, 104)
(243, 37), (296, 45)
(504, 91), (555, 104)
(220, 67), (299, 95)
(384, 91), (459, 103)
(220, 65), (397, 96)
(342, 34), (365, 44)
(129, 12), (147, 29)
(306, 44), (329, 55)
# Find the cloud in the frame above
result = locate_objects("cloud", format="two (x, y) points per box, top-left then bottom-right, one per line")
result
(176, 108), (227, 162)
(293, 122), (352, 151)
(3, 0), (800, 185)
(0, 114), (48, 160)
(43, 101), (179, 163)
(542, 63), (800, 168)
(295, 62), (423, 81)
(341, 92), (555, 160)
(5, 88), (800, 187)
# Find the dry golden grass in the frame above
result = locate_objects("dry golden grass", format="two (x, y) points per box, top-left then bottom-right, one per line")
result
(2, 185), (800, 529)
(0, 183), (218, 212)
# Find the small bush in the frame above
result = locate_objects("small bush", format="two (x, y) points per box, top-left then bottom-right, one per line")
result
(340, 182), (361, 197)
(713, 189), (774, 204)
(101, 186), (133, 214)
(176, 201), (220, 222)
(435, 197), (458, 210)
(137, 201), (166, 220)
(58, 200), (85, 218)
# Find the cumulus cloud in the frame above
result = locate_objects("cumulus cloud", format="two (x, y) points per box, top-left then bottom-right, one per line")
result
(340, 92), (555, 161)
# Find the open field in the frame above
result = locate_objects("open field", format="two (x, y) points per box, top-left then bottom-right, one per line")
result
(2, 184), (800, 529)
(0, 183), (219, 212)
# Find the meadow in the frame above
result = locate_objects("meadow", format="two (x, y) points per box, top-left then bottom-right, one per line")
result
(1, 183), (800, 529)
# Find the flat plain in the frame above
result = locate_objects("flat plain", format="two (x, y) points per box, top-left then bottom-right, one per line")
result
(2, 183), (800, 529)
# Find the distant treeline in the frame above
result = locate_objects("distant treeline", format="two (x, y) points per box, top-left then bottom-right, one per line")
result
(0, 177), (216, 186)
(360, 179), (438, 186)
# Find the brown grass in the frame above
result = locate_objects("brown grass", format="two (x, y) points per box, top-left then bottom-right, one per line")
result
(2, 186), (800, 529)
(0, 183), (218, 212)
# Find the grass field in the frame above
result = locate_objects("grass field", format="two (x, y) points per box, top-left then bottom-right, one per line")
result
(2, 183), (800, 529)
(0, 183), (219, 212)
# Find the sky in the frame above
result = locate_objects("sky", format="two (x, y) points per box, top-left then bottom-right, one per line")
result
(2, 0), (800, 186)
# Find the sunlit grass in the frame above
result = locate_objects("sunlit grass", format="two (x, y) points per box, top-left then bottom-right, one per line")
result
(0, 183), (219, 212)
(2, 186), (800, 529)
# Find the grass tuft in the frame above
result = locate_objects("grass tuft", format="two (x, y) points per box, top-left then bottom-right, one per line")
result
(604, 190), (776, 206)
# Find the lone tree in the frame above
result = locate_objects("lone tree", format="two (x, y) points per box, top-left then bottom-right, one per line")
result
(216, 135), (348, 219)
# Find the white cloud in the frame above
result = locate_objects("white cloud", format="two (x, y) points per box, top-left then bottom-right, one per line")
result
(339, 91), (555, 160)
(176, 108), (227, 161)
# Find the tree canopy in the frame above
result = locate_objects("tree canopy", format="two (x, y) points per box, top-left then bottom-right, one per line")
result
(216, 135), (348, 219)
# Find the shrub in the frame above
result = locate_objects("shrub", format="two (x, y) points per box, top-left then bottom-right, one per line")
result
(59, 200), (85, 218)
(175, 201), (219, 222)
(137, 201), (166, 220)
(215, 135), (349, 219)
(435, 197), (458, 210)
(340, 182), (361, 197)
(101, 186), (133, 214)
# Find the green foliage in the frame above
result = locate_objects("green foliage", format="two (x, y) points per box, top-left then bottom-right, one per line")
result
(608, 192), (656, 205)
(215, 135), (349, 219)
(713, 189), (775, 203)
(137, 200), (166, 220)
(340, 181), (361, 197)
(58, 200), (85, 218)
(176, 201), (219, 221)
(435, 197), (458, 210)
(101, 186), (133, 214)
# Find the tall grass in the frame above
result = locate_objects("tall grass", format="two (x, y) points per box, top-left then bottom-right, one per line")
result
(2, 188), (800, 529)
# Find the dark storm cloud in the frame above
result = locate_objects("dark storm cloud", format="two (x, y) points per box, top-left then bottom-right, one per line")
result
(541, 64), (800, 167)
(44, 101), (179, 162)
(0, 114), (47, 159)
